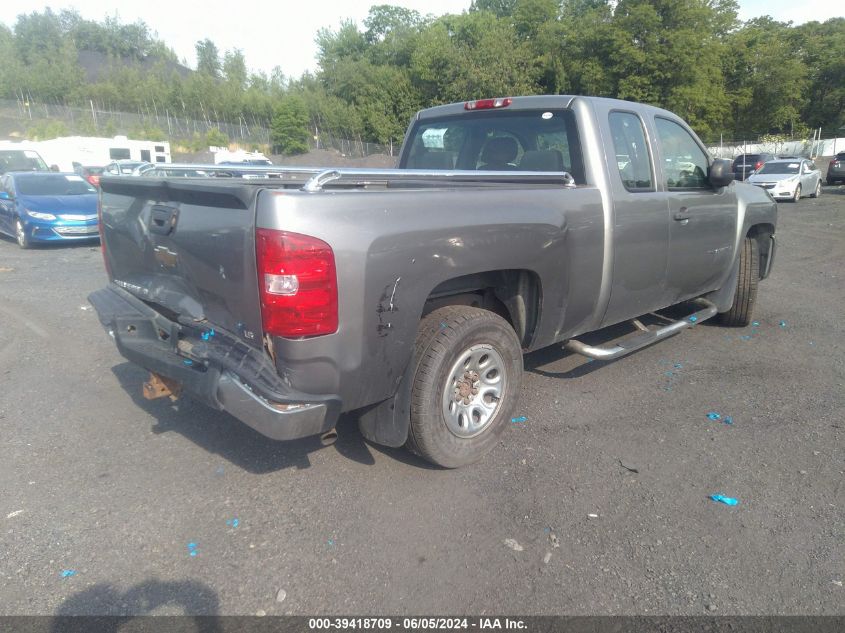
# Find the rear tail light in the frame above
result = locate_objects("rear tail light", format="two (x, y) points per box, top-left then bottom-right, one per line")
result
(464, 98), (512, 111)
(87, 174), (100, 187)
(256, 228), (338, 337)
(754, 161), (763, 170)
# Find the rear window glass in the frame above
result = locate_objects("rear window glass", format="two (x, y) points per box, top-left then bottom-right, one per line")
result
(757, 162), (799, 175)
(15, 174), (97, 195)
(733, 154), (760, 165)
(402, 109), (585, 184)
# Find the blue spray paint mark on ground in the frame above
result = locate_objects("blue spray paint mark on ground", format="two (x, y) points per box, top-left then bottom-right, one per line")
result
(60, 570), (77, 578)
(511, 416), (528, 424)
(226, 518), (239, 528)
(709, 494), (739, 506)
(187, 542), (198, 557)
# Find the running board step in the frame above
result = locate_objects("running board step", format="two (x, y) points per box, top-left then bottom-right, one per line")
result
(564, 298), (718, 361)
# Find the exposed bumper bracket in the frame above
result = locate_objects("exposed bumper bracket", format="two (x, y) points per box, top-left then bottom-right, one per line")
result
(143, 372), (182, 401)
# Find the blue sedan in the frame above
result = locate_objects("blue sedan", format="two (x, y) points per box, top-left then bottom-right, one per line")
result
(0, 172), (100, 248)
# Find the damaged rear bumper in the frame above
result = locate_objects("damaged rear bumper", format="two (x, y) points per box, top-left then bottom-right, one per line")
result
(88, 284), (340, 441)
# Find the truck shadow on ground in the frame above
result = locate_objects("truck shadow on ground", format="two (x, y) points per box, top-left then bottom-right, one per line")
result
(50, 579), (220, 628)
(111, 362), (434, 473)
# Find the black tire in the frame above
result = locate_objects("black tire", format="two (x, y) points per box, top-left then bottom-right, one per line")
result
(406, 306), (523, 468)
(791, 184), (801, 202)
(15, 218), (31, 249)
(718, 237), (759, 327)
(810, 180), (821, 198)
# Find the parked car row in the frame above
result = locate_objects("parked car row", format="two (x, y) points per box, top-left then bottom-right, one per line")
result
(732, 153), (775, 181)
(826, 152), (845, 185)
(746, 158), (823, 202)
(0, 172), (99, 248)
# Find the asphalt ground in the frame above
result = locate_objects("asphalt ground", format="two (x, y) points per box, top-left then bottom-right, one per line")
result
(0, 186), (843, 616)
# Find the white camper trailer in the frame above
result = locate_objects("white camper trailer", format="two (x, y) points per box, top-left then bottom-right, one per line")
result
(29, 136), (171, 172)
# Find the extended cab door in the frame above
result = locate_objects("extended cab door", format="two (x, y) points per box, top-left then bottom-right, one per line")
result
(654, 117), (737, 302)
(600, 109), (671, 326)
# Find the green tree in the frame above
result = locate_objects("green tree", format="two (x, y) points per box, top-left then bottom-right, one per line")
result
(196, 38), (221, 78)
(513, 0), (559, 41)
(724, 17), (809, 138)
(470, 0), (518, 18)
(410, 12), (541, 103)
(791, 18), (845, 135)
(271, 95), (311, 154)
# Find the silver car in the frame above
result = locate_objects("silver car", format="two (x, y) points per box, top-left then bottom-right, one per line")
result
(747, 158), (822, 202)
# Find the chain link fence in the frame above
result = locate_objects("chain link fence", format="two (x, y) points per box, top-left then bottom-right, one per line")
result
(0, 97), (395, 157)
(708, 136), (844, 160)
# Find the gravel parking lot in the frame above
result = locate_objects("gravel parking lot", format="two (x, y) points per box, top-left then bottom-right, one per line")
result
(1, 186), (843, 616)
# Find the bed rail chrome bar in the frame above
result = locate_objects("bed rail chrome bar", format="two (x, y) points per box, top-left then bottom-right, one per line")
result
(300, 168), (577, 191)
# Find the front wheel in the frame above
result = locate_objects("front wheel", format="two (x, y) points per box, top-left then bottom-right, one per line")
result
(406, 306), (523, 468)
(718, 237), (759, 327)
(791, 184), (801, 202)
(15, 219), (31, 249)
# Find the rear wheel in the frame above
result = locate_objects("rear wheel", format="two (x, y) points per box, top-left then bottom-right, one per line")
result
(406, 306), (523, 468)
(718, 237), (759, 327)
(791, 184), (801, 202)
(15, 219), (31, 249)
(810, 180), (821, 198)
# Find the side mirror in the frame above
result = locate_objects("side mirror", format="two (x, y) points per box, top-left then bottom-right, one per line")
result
(0, 191), (10, 200)
(709, 159), (734, 188)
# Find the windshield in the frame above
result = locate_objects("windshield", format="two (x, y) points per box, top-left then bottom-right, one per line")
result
(0, 150), (49, 174)
(401, 108), (585, 183)
(757, 162), (799, 175)
(15, 174), (98, 195)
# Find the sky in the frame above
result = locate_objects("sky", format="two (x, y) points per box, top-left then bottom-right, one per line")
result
(1, 1), (842, 79)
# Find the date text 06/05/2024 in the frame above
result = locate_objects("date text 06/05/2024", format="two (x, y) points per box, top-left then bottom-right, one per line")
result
(307, 618), (527, 630)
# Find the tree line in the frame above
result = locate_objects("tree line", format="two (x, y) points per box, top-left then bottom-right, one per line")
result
(0, 2), (842, 154)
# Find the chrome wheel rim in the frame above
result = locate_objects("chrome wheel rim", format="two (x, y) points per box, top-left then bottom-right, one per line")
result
(15, 220), (25, 246)
(441, 344), (506, 438)
(816, 181), (821, 196)
(795, 185), (801, 201)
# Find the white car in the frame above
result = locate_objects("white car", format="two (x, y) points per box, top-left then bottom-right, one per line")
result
(747, 158), (822, 202)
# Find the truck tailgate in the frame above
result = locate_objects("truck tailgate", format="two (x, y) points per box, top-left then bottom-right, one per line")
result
(98, 177), (265, 348)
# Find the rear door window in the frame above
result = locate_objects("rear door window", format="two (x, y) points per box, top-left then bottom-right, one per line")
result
(608, 111), (653, 191)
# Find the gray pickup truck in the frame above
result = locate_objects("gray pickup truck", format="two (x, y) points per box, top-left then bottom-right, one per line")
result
(89, 95), (777, 467)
